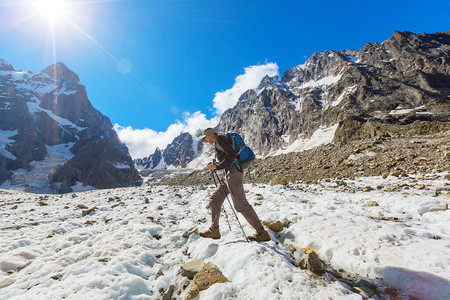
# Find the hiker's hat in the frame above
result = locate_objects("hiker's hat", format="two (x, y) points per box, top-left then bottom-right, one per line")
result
(202, 128), (216, 140)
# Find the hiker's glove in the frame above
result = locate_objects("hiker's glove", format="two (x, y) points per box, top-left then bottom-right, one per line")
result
(207, 163), (217, 170)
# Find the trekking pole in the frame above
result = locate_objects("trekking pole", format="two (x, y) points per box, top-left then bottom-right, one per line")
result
(212, 169), (249, 242)
(209, 169), (232, 231)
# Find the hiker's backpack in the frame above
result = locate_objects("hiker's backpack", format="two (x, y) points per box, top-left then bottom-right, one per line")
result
(226, 132), (255, 169)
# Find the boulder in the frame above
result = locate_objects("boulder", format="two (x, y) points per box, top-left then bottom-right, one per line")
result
(366, 200), (379, 207)
(180, 259), (204, 279)
(299, 253), (324, 275)
(184, 263), (228, 300)
(262, 220), (284, 232)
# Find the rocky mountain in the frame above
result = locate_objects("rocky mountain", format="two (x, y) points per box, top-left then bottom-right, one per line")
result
(0, 59), (141, 193)
(216, 30), (450, 156)
(138, 30), (449, 174)
(134, 131), (204, 170)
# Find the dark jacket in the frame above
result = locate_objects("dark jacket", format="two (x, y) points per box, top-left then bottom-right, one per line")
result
(214, 134), (238, 170)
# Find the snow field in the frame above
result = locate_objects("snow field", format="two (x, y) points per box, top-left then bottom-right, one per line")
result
(0, 173), (449, 299)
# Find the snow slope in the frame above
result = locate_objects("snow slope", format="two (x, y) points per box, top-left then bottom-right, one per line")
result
(0, 173), (449, 299)
(0, 130), (17, 160)
(0, 143), (75, 194)
(271, 124), (339, 156)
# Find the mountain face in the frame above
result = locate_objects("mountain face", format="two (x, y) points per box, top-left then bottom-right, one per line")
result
(0, 60), (141, 193)
(135, 132), (203, 170)
(216, 30), (450, 156)
(137, 30), (449, 171)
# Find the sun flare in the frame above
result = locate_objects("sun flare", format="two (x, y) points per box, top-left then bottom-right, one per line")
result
(35, 0), (68, 21)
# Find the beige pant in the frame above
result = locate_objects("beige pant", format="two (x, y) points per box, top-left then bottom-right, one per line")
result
(209, 168), (264, 232)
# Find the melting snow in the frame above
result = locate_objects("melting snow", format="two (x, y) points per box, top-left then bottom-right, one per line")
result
(114, 163), (131, 170)
(26, 100), (87, 132)
(389, 106), (433, 115)
(331, 85), (358, 107)
(271, 124), (339, 156)
(301, 74), (342, 89)
(346, 55), (358, 63)
(0, 143), (74, 193)
(0, 130), (18, 160)
(70, 181), (96, 193)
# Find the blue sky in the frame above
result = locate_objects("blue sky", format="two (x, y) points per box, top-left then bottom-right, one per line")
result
(1, 0), (449, 158)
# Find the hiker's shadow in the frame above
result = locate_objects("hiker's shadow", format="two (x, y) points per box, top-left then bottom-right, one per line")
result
(376, 266), (450, 300)
(224, 240), (298, 267)
(224, 240), (248, 245)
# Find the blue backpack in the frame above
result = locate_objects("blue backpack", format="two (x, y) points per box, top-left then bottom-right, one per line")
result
(226, 132), (255, 169)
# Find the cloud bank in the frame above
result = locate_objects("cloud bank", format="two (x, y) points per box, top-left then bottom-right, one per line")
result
(213, 62), (279, 114)
(114, 112), (219, 158)
(115, 62), (278, 159)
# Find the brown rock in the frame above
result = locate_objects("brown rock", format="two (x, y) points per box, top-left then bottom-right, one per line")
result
(162, 285), (175, 300)
(283, 218), (292, 228)
(180, 259), (204, 279)
(82, 207), (97, 217)
(262, 220), (284, 232)
(299, 253), (324, 275)
(185, 263), (228, 300)
(76, 204), (88, 209)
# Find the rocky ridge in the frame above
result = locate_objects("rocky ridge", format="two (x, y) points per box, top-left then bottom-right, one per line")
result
(137, 30), (449, 173)
(216, 30), (450, 156)
(135, 131), (204, 170)
(163, 129), (450, 186)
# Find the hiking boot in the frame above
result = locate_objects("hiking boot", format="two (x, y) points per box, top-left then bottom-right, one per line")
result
(248, 230), (271, 242)
(199, 228), (221, 239)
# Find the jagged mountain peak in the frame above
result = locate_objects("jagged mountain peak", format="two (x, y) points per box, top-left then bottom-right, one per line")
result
(137, 30), (449, 171)
(0, 60), (140, 192)
(0, 58), (14, 71)
(256, 75), (283, 90)
(42, 62), (80, 83)
(134, 131), (204, 170)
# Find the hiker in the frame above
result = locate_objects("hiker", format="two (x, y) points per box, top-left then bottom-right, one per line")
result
(199, 128), (270, 242)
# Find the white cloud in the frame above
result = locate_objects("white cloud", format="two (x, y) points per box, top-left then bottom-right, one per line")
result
(114, 111), (219, 159)
(115, 61), (278, 159)
(213, 62), (279, 114)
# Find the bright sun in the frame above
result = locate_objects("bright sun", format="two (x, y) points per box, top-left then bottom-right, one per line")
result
(35, 0), (68, 21)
